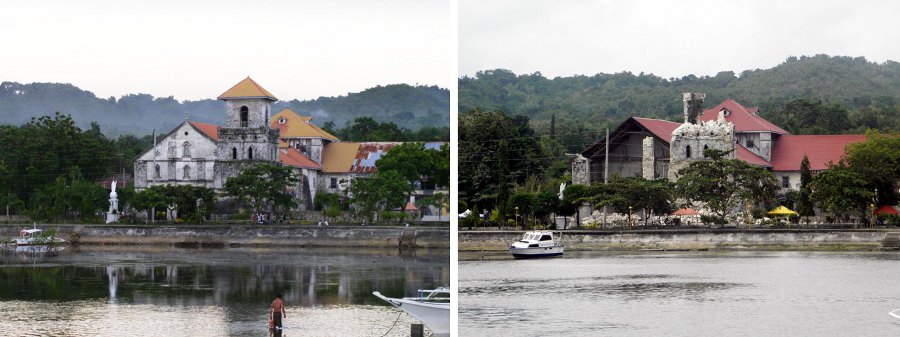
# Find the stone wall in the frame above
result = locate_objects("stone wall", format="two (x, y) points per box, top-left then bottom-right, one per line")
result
(459, 229), (891, 251)
(0, 225), (449, 248)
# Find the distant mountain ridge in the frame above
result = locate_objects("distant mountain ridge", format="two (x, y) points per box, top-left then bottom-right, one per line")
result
(0, 82), (449, 137)
(459, 54), (900, 133)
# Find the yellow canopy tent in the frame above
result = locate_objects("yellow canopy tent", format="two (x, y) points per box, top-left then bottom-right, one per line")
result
(767, 206), (798, 217)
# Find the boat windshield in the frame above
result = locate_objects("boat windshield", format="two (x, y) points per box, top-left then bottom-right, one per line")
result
(540, 235), (553, 241)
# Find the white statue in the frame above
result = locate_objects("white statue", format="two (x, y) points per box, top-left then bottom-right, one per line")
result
(106, 180), (120, 224)
(559, 182), (566, 200)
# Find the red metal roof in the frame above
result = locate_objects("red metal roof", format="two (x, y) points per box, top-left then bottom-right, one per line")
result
(189, 121), (220, 141)
(769, 135), (866, 171)
(633, 117), (681, 142)
(279, 148), (321, 170)
(735, 144), (771, 167)
(700, 99), (789, 134)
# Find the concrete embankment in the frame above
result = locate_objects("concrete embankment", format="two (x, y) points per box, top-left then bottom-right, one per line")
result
(0, 224), (449, 248)
(460, 229), (900, 252)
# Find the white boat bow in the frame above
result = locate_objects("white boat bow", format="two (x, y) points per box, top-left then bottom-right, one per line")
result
(373, 288), (450, 336)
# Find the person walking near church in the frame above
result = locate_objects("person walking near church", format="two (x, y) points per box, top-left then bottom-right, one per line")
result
(270, 293), (287, 330)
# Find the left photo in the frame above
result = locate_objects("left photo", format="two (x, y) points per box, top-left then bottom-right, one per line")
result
(0, 1), (451, 336)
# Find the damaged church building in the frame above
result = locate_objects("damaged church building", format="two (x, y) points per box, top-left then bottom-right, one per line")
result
(571, 93), (866, 221)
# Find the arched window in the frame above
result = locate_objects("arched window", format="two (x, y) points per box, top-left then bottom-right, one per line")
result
(702, 145), (709, 157)
(154, 164), (161, 178)
(183, 165), (191, 180)
(685, 145), (692, 158)
(232, 147), (238, 160)
(183, 141), (191, 158)
(248, 146), (254, 160)
(240, 106), (249, 127)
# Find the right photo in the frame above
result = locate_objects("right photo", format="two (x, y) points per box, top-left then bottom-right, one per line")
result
(457, 0), (900, 336)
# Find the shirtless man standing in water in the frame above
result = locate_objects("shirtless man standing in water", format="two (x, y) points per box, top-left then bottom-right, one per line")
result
(271, 293), (287, 329)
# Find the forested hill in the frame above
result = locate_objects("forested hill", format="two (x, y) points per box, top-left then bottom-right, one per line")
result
(459, 54), (900, 135)
(0, 82), (449, 136)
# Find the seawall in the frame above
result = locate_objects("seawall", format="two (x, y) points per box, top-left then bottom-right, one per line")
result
(460, 229), (900, 252)
(0, 224), (449, 248)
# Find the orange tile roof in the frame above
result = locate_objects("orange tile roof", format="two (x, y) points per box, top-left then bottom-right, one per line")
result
(270, 108), (339, 141)
(189, 121), (219, 141)
(217, 77), (277, 100)
(279, 148), (321, 170)
(322, 142), (360, 173)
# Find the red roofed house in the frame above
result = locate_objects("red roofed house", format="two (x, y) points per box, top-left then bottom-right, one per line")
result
(573, 93), (866, 191)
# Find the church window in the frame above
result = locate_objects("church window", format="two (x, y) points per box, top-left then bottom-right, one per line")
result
(746, 139), (755, 148)
(781, 176), (790, 188)
(183, 165), (191, 180)
(330, 178), (338, 189)
(154, 164), (161, 178)
(279, 117), (287, 124)
(240, 106), (249, 127)
(299, 145), (308, 154)
(248, 146), (254, 160)
(702, 145), (708, 157)
(197, 161), (206, 180)
(685, 145), (692, 158)
(232, 147), (238, 160)
(183, 142), (191, 158)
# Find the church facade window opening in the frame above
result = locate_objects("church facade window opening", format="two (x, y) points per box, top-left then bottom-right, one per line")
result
(184, 165), (191, 180)
(240, 106), (249, 127)
(183, 141), (191, 158)
(154, 164), (161, 178)
(232, 147), (238, 160)
(686, 145), (692, 158)
(248, 146), (254, 160)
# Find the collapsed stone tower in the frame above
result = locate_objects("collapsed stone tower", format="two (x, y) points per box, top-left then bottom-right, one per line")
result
(668, 93), (735, 180)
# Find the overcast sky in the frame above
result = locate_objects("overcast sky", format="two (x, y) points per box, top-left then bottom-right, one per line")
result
(0, 0), (452, 101)
(460, 0), (900, 79)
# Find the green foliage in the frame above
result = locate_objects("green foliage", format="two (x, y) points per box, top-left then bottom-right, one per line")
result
(134, 184), (216, 221)
(797, 156), (815, 216)
(460, 56), (900, 137)
(224, 163), (300, 214)
(675, 149), (779, 220)
(810, 163), (874, 218)
(845, 131), (900, 206)
(459, 109), (547, 212)
(376, 142), (450, 188)
(329, 117), (450, 141)
(0, 82), (449, 137)
(348, 170), (413, 221)
(26, 168), (109, 222)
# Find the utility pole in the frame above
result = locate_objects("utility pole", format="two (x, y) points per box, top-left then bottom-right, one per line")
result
(602, 128), (609, 228)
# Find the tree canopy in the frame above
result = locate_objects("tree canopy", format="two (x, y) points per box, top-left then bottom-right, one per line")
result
(674, 149), (779, 221)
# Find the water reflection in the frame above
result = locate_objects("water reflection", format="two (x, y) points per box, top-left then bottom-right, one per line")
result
(0, 246), (448, 337)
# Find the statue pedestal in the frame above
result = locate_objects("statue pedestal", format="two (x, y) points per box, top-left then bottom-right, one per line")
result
(106, 197), (120, 224)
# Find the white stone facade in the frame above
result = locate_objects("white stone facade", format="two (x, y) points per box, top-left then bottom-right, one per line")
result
(134, 122), (218, 190)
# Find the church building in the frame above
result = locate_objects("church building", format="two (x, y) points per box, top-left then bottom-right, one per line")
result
(572, 93), (867, 191)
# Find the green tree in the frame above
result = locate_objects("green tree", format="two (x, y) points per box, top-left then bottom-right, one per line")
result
(224, 163), (300, 215)
(459, 109), (546, 213)
(348, 170), (413, 221)
(797, 155), (815, 216)
(376, 143), (434, 184)
(674, 149), (779, 222)
(845, 131), (900, 206)
(809, 163), (875, 220)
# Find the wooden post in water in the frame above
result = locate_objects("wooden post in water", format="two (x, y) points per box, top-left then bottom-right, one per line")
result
(410, 323), (424, 337)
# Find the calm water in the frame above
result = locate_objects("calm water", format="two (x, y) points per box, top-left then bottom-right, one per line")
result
(0, 245), (449, 336)
(460, 251), (900, 336)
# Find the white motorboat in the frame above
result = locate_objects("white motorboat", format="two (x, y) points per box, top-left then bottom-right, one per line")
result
(13, 228), (66, 246)
(508, 230), (564, 259)
(373, 287), (450, 336)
